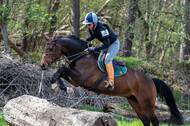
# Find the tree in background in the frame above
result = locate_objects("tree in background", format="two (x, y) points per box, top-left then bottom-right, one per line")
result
(0, 0), (189, 64)
(21, 0), (31, 52)
(0, 27), (1, 51)
(121, 0), (138, 57)
(49, 0), (60, 35)
(0, 0), (13, 54)
(70, 0), (80, 38)
(180, 0), (190, 61)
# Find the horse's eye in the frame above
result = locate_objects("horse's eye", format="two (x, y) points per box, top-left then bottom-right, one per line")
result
(49, 48), (53, 51)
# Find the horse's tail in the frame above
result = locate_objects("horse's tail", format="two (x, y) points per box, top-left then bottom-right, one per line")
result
(152, 78), (184, 125)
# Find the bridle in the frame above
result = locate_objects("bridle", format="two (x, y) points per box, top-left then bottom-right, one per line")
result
(42, 40), (59, 65)
(42, 39), (89, 66)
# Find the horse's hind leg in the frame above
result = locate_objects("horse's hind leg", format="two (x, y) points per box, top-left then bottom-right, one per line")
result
(146, 110), (159, 126)
(127, 96), (150, 126)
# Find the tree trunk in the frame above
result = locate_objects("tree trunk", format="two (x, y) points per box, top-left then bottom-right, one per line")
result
(70, 0), (80, 38)
(3, 95), (117, 126)
(0, 27), (1, 51)
(1, 23), (10, 54)
(136, 2), (149, 58)
(159, 20), (176, 63)
(22, 16), (29, 52)
(0, 0), (16, 54)
(181, 0), (190, 61)
(149, 19), (161, 59)
(179, 41), (184, 61)
(49, 0), (60, 35)
(121, 0), (138, 57)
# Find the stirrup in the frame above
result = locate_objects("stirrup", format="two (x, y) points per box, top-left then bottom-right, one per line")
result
(104, 81), (114, 91)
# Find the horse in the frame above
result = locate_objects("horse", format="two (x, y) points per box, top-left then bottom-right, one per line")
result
(40, 32), (184, 126)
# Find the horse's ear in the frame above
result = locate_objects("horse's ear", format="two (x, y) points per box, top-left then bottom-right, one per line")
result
(52, 31), (57, 41)
(43, 33), (50, 41)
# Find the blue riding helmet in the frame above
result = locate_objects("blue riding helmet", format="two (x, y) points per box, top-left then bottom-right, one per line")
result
(82, 12), (98, 25)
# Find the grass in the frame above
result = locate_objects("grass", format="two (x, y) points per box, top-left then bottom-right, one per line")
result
(116, 118), (143, 126)
(78, 105), (103, 112)
(0, 111), (8, 126)
(121, 104), (133, 110)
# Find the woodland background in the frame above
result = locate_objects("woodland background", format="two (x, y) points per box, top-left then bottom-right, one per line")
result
(0, 0), (190, 122)
(1, 0), (190, 62)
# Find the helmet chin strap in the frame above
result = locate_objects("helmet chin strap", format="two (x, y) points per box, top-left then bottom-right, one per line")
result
(92, 22), (97, 30)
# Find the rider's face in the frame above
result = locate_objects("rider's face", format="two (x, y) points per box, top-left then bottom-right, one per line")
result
(86, 23), (94, 29)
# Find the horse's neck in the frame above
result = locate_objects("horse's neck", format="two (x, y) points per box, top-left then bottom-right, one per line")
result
(60, 40), (86, 56)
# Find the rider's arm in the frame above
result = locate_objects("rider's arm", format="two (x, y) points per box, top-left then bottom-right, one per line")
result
(85, 35), (95, 42)
(94, 37), (110, 51)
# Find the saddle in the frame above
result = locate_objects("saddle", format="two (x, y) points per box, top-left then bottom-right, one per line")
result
(98, 51), (127, 76)
(85, 51), (127, 93)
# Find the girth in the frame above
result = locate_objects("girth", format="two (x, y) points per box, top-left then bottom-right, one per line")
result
(84, 72), (107, 94)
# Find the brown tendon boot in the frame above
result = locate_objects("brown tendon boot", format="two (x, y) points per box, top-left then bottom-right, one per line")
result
(104, 61), (114, 91)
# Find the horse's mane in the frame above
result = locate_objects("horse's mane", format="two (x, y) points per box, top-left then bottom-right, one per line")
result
(57, 35), (88, 48)
(56, 35), (99, 58)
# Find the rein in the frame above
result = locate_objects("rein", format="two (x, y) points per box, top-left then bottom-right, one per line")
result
(61, 51), (88, 65)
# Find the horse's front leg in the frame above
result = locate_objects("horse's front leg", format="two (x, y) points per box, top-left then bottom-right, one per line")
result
(50, 66), (66, 83)
(51, 66), (74, 94)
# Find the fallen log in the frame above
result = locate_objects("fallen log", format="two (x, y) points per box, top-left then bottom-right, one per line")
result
(155, 102), (169, 111)
(3, 95), (118, 126)
(103, 102), (138, 118)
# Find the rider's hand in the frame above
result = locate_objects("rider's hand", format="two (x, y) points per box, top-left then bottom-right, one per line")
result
(87, 43), (90, 47)
(88, 47), (95, 52)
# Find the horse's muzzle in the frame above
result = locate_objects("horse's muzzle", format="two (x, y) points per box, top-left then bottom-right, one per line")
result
(40, 57), (48, 70)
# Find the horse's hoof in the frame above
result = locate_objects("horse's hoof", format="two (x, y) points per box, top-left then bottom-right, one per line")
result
(50, 78), (56, 84)
(51, 83), (59, 92)
(66, 87), (74, 94)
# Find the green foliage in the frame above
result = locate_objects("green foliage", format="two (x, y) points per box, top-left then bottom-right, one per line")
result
(28, 50), (43, 64)
(1, 0), (189, 65)
(78, 105), (103, 112)
(0, 4), (9, 21)
(114, 56), (148, 69)
(173, 89), (181, 102)
(115, 118), (144, 126)
(0, 0), (189, 64)
(0, 111), (7, 126)
(0, 103), (6, 108)
(121, 104), (133, 110)
(173, 89), (190, 110)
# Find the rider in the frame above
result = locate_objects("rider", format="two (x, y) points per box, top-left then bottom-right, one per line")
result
(83, 12), (120, 91)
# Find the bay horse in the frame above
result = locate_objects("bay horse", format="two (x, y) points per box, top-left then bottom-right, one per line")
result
(40, 32), (184, 126)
